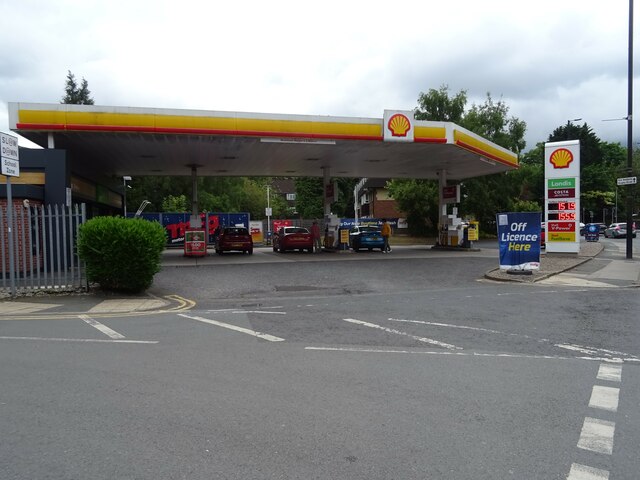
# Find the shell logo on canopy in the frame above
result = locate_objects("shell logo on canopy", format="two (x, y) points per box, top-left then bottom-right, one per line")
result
(383, 110), (415, 142)
(549, 148), (574, 169)
(387, 114), (411, 137)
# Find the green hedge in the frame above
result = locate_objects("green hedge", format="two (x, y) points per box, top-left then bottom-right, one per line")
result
(78, 216), (167, 293)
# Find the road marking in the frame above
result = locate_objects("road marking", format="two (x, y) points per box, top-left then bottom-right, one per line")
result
(303, 347), (570, 360)
(388, 317), (539, 340)
(178, 313), (285, 342)
(231, 310), (286, 315)
(588, 386), (620, 412)
(577, 417), (615, 455)
(79, 314), (126, 339)
(343, 318), (461, 350)
(0, 335), (157, 344)
(567, 463), (609, 480)
(555, 343), (639, 362)
(597, 364), (622, 382)
(0, 294), (195, 321)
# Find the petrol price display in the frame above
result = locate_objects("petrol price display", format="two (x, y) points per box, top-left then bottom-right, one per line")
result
(547, 201), (576, 211)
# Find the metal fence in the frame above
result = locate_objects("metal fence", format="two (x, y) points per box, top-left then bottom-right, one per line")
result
(0, 203), (87, 295)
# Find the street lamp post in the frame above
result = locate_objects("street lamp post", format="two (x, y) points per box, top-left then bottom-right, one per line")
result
(626, 0), (634, 259)
(123, 176), (132, 217)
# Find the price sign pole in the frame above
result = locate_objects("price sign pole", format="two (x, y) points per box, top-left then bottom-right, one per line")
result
(1, 132), (20, 296)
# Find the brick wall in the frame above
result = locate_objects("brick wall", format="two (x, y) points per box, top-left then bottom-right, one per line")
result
(1, 198), (44, 274)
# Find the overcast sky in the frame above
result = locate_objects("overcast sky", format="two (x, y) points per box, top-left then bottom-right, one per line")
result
(1, 0), (638, 152)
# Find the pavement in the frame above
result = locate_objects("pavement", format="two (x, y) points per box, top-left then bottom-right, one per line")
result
(484, 241), (607, 283)
(0, 240), (637, 317)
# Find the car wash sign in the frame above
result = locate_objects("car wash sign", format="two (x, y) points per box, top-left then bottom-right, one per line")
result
(496, 212), (541, 271)
(545, 140), (580, 254)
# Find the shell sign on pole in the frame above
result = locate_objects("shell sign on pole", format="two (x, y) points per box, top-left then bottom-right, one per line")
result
(544, 140), (580, 254)
(383, 110), (414, 142)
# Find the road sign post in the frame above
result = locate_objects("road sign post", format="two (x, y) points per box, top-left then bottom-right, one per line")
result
(1, 132), (20, 296)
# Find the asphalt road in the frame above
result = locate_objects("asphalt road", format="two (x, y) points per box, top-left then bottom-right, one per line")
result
(1, 238), (638, 479)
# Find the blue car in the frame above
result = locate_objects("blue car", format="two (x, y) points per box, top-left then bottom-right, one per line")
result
(349, 225), (385, 252)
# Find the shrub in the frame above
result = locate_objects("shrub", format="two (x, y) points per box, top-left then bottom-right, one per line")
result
(78, 216), (167, 293)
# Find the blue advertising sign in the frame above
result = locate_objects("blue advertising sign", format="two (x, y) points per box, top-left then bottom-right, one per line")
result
(496, 212), (541, 270)
(340, 218), (398, 228)
(584, 223), (600, 242)
(136, 212), (250, 246)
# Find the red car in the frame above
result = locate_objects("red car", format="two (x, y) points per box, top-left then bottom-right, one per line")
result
(273, 226), (313, 253)
(215, 227), (253, 254)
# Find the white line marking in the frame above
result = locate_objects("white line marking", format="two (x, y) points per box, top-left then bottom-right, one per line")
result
(79, 314), (126, 339)
(577, 417), (615, 455)
(597, 364), (622, 382)
(178, 313), (285, 342)
(588, 386), (620, 412)
(0, 336), (157, 344)
(567, 463), (609, 480)
(555, 343), (639, 361)
(231, 310), (286, 315)
(387, 317), (539, 340)
(304, 346), (566, 360)
(343, 318), (461, 350)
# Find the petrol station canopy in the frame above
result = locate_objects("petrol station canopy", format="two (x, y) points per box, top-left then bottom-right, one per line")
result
(9, 102), (518, 180)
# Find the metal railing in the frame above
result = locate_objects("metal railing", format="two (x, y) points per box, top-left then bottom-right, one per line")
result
(0, 203), (87, 295)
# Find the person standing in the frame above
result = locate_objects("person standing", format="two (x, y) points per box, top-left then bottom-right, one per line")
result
(311, 220), (322, 253)
(381, 218), (392, 253)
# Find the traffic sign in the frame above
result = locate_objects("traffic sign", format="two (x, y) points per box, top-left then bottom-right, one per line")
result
(1, 132), (19, 177)
(617, 176), (637, 186)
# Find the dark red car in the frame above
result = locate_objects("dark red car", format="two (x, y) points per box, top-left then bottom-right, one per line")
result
(273, 226), (313, 253)
(215, 227), (253, 254)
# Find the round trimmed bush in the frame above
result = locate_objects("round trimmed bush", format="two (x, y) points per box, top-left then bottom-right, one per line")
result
(78, 216), (167, 293)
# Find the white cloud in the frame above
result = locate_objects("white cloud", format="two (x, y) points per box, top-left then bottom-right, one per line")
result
(1, 0), (638, 151)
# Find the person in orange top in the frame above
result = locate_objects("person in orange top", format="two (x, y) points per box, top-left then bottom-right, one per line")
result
(310, 220), (322, 253)
(380, 218), (392, 253)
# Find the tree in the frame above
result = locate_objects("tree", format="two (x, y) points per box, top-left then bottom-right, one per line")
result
(61, 70), (94, 105)
(415, 85), (466, 123)
(161, 194), (188, 212)
(386, 179), (439, 236)
(294, 177), (324, 219)
(461, 93), (526, 155)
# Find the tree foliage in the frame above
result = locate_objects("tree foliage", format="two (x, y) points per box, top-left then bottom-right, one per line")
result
(61, 70), (94, 105)
(415, 85), (466, 123)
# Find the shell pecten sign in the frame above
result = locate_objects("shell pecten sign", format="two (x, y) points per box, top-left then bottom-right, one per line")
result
(383, 110), (414, 142)
(549, 148), (574, 169)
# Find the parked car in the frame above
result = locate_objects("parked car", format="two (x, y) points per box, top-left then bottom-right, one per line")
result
(349, 225), (385, 251)
(273, 226), (313, 253)
(215, 227), (253, 254)
(604, 222), (637, 239)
